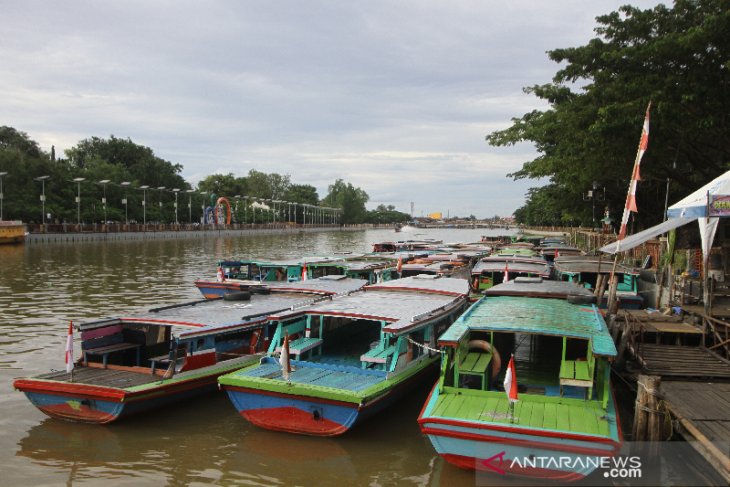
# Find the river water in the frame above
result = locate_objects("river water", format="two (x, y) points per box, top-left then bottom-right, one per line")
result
(2, 227), (529, 487)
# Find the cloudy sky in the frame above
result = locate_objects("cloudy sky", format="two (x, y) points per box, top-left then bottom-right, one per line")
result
(2, 1), (663, 217)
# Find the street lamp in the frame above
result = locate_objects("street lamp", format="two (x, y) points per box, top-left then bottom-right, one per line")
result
(173, 188), (180, 224)
(34, 175), (50, 226)
(121, 182), (130, 225)
(73, 177), (85, 225)
(583, 181), (605, 228)
(0, 171), (7, 220)
(99, 179), (110, 224)
(186, 189), (194, 223)
(139, 185), (149, 225)
(157, 186), (166, 223)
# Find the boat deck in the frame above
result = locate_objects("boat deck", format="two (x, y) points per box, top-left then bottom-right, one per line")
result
(241, 360), (386, 392)
(432, 388), (613, 437)
(38, 366), (162, 388)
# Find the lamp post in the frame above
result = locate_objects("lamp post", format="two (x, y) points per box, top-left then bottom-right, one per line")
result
(34, 175), (50, 227)
(172, 188), (180, 224)
(99, 179), (110, 225)
(121, 182), (130, 225)
(186, 189), (194, 223)
(0, 171), (7, 220)
(73, 177), (85, 225)
(584, 181), (605, 228)
(139, 185), (149, 225)
(157, 186), (166, 223)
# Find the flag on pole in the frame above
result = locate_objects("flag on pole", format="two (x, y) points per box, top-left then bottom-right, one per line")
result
(503, 262), (509, 283)
(618, 102), (651, 240)
(503, 354), (518, 403)
(65, 321), (74, 373)
(396, 255), (403, 276)
(301, 263), (308, 281)
(279, 332), (291, 381)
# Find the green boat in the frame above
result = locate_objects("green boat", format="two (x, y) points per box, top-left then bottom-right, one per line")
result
(418, 278), (621, 481)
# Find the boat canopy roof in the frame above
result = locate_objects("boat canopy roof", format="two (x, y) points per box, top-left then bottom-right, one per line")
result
(439, 295), (617, 357)
(78, 277), (368, 340)
(553, 256), (639, 276)
(472, 257), (550, 276)
(484, 277), (595, 299)
(269, 276), (469, 336)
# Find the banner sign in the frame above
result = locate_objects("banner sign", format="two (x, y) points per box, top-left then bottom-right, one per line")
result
(709, 195), (730, 216)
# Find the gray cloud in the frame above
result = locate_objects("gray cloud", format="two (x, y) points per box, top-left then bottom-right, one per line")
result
(1, 0), (663, 216)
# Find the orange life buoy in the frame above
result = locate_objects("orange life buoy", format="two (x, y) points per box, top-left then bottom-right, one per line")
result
(249, 329), (261, 354)
(468, 339), (501, 379)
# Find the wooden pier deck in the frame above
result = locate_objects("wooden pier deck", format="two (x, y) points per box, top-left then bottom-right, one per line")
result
(616, 309), (730, 482)
(661, 381), (730, 484)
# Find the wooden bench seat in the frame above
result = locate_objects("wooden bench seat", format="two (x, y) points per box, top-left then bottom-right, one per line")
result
(559, 359), (594, 398)
(276, 337), (323, 359)
(457, 351), (492, 390)
(361, 345), (397, 369)
(84, 342), (142, 368)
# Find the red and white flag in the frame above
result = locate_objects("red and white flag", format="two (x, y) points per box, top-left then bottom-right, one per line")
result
(503, 354), (518, 403)
(65, 321), (74, 373)
(503, 262), (509, 283)
(301, 263), (308, 281)
(618, 102), (651, 240)
(396, 255), (403, 275)
(279, 332), (291, 381)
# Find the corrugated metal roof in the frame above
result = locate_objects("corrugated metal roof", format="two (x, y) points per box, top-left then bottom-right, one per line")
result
(472, 257), (550, 275)
(553, 256), (638, 275)
(271, 276), (469, 335)
(440, 295), (616, 357)
(485, 278), (595, 299)
(80, 277), (368, 339)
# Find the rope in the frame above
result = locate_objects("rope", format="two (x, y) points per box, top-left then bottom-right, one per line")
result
(406, 337), (442, 354)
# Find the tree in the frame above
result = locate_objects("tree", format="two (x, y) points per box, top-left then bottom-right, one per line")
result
(487, 0), (730, 228)
(322, 179), (369, 224)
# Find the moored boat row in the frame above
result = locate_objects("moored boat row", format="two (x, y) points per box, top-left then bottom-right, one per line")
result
(14, 235), (637, 481)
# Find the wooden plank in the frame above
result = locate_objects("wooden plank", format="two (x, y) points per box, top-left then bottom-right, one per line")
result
(529, 401), (545, 428)
(542, 402), (558, 430)
(556, 403), (570, 432)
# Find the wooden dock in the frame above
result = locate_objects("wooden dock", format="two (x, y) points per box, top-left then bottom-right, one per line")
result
(615, 309), (730, 482)
(661, 381), (730, 484)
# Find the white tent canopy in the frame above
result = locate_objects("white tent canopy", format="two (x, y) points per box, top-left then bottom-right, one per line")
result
(600, 170), (730, 261)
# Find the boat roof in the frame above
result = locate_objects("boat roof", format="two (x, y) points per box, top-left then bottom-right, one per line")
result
(269, 276), (470, 335)
(440, 295), (617, 356)
(553, 255), (639, 276)
(484, 277), (595, 299)
(78, 277), (368, 340)
(472, 257), (550, 276)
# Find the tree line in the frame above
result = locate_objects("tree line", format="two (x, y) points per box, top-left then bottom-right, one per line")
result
(0, 127), (410, 225)
(486, 0), (729, 229)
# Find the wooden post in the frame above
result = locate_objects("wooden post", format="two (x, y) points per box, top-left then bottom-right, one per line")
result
(633, 375), (663, 443)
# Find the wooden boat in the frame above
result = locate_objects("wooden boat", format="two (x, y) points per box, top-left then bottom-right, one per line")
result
(552, 255), (643, 309)
(195, 257), (348, 299)
(0, 220), (26, 244)
(218, 276), (471, 436)
(371, 239), (443, 253)
(471, 255), (551, 292)
(399, 258), (471, 280)
(537, 243), (584, 263)
(14, 277), (367, 424)
(418, 278), (621, 480)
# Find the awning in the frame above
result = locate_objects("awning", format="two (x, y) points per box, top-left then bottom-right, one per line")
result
(599, 217), (696, 254)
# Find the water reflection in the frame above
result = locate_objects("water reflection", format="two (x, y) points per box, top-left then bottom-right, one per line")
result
(5, 228), (508, 486)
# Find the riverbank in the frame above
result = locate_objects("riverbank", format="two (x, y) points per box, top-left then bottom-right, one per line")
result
(25, 223), (382, 244)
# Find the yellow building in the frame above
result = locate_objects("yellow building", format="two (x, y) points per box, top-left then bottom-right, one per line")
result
(427, 212), (442, 219)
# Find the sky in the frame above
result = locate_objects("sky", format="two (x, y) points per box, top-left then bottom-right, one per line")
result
(1, 1), (664, 218)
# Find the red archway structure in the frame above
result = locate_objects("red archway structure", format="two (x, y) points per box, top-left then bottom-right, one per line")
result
(214, 197), (232, 225)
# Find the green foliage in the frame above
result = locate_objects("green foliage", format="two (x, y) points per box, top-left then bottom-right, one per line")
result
(488, 0), (730, 227)
(321, 179), (369, 224)
(368, 204), (410, 224)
